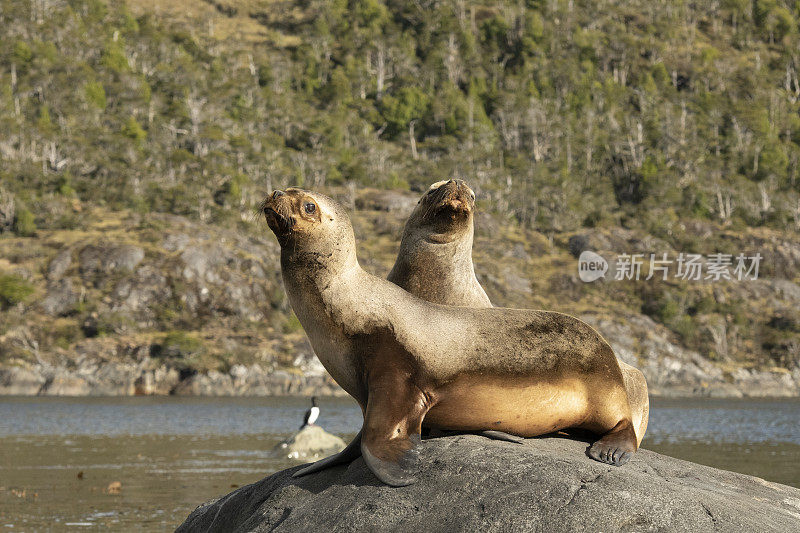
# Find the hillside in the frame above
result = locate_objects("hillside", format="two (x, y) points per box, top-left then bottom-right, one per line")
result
(0, 0), (798, 395)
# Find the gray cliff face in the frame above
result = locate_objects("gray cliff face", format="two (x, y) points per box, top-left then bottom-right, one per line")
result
(1, 192), (799, 397)
(177, 435), (800, 532)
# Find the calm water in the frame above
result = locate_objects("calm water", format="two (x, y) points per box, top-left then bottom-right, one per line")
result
(0, 396), (798, 531)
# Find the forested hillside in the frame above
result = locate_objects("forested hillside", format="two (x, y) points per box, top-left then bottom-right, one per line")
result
(0, 0), (798, 395)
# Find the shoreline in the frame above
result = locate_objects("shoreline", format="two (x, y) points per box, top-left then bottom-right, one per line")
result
(1, 363), (797, 399)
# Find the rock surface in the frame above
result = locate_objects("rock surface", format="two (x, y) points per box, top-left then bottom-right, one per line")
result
(274, 425), (347, 460)
(0, 188), (15, 233)
(177, 435), (800, 533)
(0, 360), (346, 396)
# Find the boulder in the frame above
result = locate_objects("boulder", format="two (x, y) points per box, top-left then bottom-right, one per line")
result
(79, 243), (145, 285)
(274, 425), (347, 461)
(177, 434), (800, 533)
(0, 188), (15, 233)
(0, 366), (46, 395)
(40, 278), (78, 316)
(110, 265), (170, 315)
(354, 189), (417, 213)
(170, 367), (346, 397)
(46, 248), (72, 280)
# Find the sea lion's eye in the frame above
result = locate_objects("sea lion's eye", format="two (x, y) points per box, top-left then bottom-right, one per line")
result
(304, 202), (316, 214)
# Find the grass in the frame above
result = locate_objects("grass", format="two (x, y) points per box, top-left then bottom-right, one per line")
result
(123, 0), (302, 45)
(0, 273), (34, 308)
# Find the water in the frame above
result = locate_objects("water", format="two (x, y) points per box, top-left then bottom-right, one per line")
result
(0, 397), (362, 531)
(0, 397), (798, 531)
(641, 397), (800, 489)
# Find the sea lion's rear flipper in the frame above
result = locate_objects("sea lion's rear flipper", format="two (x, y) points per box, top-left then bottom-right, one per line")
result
(292, 430), (363, 478)
(588, 418), (638, 466)
(360, 373), (429, 487)
(478, 430), (524, 443)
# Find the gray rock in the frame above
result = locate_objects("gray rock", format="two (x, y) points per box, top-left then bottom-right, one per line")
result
(0, 188), (15, 233)
(47, 248), (72, 280)
(506, 242), (530, 260)
(177, 435), (800, 532)
(134, 366), (181, 395)
(502, 267), (531, 294)
(171, 367), (346, 397)
(355, 190), (417, 213)
(40, 278), (78, 316)
(274, 425), (347, 461)
(0, 366), (46, 395)
(582, 314), (800, 397)
(163, 233), (191, 252)
(218, 276), (267, 321)
(772, 279), (800, 304)
(111, 266), (170, 315)
(180, 246), (224, 284)
(565, 229), (674, 259)
(79, 243), (145, 284)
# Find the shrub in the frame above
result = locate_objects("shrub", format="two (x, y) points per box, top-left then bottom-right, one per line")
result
(160, 330), (203, 355)
(85, 81), (107, 110)
(0, 274), (34, 308)
(100, 41), (129, 73)
(12, 41), (32, 64)
(121, 116), (146, 144)
(14, 206), (36, 236)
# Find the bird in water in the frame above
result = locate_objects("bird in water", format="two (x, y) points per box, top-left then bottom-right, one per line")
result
(301, 397), (319, 429)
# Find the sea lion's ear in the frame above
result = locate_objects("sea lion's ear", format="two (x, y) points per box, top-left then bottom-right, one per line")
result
(360, 368), (429, 487)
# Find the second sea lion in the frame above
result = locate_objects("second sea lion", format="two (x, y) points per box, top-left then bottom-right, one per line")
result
(388, 179), (650, 445)
(388, 179), (491, 307)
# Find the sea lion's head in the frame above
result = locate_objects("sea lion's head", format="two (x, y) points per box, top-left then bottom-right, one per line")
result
(407, 179), (476, 242)
(261, 188), (357, 268)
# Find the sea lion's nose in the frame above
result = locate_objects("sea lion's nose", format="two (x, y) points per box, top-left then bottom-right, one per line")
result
(272, 190), (285, 199)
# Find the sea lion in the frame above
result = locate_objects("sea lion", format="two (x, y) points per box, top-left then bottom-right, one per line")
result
(388, 179), (650, 445)
(388, 179), (491, 307)
(262, 188), (639, 486)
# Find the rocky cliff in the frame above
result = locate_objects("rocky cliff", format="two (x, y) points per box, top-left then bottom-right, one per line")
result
(1, 188), (798, 396)
(177, 434), (800, 532)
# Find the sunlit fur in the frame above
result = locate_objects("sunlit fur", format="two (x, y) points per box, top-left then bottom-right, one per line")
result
(388, 180), (491, 308)
(261, 188), (639, 486)
(389, 180), (649, 445)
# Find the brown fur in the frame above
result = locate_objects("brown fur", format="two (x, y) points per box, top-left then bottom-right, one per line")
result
(388, 180), (491, 307)
(263, 188), (639, 486)
(388, 180), (650, 445)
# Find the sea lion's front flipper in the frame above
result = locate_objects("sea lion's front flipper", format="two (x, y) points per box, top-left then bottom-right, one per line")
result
(478, 430), (524, 444)
(360, 372), (429, 487)
(292, 430), (363, 478)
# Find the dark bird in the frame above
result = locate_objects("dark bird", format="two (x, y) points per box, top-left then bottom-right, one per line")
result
(301, 396), (319, 429)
